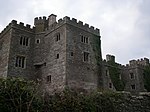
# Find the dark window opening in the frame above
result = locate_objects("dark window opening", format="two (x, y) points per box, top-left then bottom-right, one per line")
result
(56, 54), (59, 59)
(47, 75), (51, 83)
(86, 37), (88, 43)
(130, 73), (134, 79)
(83, 52), (89, 62)
(131, 84), (136, 90)
(20, 36), (23, 45)
(26, 38), (29, 46)
(56, 33), (60, 42)
(20, 36), (29, 46)
(106, 70), (108, 76)
(36, 39), (40, 44)
(81, 35), (88, 44)
(15, 56), (25, 68)
(81, 36), (84, 42)
(71, 52), (73, 56)
(109, 83), (112, 88)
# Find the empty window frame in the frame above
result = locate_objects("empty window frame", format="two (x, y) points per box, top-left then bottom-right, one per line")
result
(106, 70), (109, 76)
(36, 39), (40, 44)
(109, 83), (112, 88)
(55, 33), (60, 42)
(131, 84), (136, 90)
(56, 54), (59, 59)
(20, 36), (29, 46)
(81, 35), (88, 44)
(15, 56), (26, 68)
(83, 52), (89, 62)
(70, 52), (73, 56)
(46, 75), (51, 83)
(130, 73), (134, 79)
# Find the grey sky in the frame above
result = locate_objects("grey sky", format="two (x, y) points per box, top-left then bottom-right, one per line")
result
(0, 0), (150, 64)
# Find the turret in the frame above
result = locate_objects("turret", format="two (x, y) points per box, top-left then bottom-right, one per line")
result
(106, 54), (115, 62)
(34, 16), (48, 33)
(48, 14), (57, 27)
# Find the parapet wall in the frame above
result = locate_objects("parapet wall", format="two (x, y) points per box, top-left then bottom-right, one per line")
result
(62, 16), (100, 36)
(46, 16), (100, 36)
(0, 20), (34, 37)
(11, 20), (35, 32)
(128, 58), (149, 67)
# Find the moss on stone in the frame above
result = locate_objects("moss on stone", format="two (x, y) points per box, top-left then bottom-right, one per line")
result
(143, 65), (150, 91)
(107, 61), (125, 91)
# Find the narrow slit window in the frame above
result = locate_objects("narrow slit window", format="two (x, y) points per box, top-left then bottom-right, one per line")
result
(15, 56), (26, 68)
(83, 52), (89, 62)
(81, 36), (84, 42)
(56, 33), (60, 42)
(86, 37), (88, 43)
(20, 36), (29, 46)
(20, 37), (23, 45)
(109, 83), (112, 88)
(131, 84), (136, 90)
(23, 37), (26, 45)
(26, 38), (29, 46)
(70, 52), (73, 56)
(47, 75), (51, 83)
(56, 54), (59, 59)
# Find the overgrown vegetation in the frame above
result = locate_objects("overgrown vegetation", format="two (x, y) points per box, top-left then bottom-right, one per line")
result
(0, 77), (150, 112)
(143, 65), (150, 91)
(92, 35), (101, 66)
(0, 78), (41, 112)
(108, 61), (125, 91)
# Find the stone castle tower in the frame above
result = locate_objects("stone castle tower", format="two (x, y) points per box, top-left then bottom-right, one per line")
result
(0, 14), (102, 93)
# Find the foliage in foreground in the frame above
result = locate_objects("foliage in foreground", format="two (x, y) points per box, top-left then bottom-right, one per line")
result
(0, 78), (150, 112)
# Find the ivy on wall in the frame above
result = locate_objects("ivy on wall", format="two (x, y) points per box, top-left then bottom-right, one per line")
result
(107, 61), (125, 91)
(91, 35), (101, 66)
(143, 65), (150, 92)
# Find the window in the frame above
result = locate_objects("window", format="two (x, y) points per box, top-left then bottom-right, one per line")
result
(130, 73), (134, 79)
(131, 84), (136, 90)
(81, 35), (88, 44)
(55, 33), (60, 42)
(15, 56), (26, 68)
(46, 75), (51, 83)
(81, 36), (84, 42)
(56, 54), (59, 59)
(36, 39), (40, 44)
(20, 36), (29, 46)
(83, 52), (89, 62)
(109, 83), (112, 88)
(70, 52), (73, 56)
(106, 70), (109, 76)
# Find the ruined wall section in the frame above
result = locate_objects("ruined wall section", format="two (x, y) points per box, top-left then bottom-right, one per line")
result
(7, 20), (35, 80)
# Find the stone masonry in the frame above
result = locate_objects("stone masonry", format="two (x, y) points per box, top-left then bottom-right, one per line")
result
(0, 14), (149, 94)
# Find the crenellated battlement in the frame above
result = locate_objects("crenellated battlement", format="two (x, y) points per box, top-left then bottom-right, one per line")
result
(0, 20), (35, 37)
(0, 22), (12, 37)
(34, 16), (47, 25)
(62, 16), (100, 36)
(11, 20), (35, 32)
(124, 58), (150, 68)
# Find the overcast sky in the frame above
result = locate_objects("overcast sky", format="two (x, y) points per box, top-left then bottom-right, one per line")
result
(0, 0), (150, 64)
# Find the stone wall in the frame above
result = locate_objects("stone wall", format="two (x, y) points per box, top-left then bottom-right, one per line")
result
(66, 23), (101, 91)
(0, 27), (12, 77)
(7, 25), (35, 80)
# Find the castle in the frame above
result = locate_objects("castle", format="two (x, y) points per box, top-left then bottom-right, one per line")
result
(0, 14), (149, 94)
